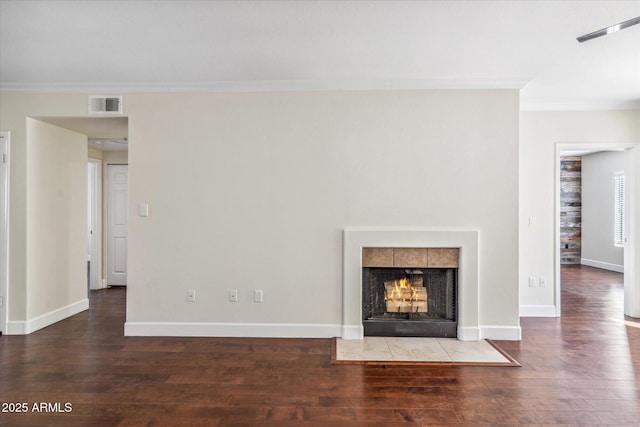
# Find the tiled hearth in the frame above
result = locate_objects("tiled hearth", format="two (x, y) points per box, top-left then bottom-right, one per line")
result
(333, 337), (519, 366)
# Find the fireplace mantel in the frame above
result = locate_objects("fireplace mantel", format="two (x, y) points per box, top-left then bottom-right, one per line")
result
(342, 228), (480, 341)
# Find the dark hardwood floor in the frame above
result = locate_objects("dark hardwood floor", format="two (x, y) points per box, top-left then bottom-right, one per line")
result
(1, 265), (639, 426)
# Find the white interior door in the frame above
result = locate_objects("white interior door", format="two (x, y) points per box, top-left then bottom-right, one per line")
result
(107, 164), (128, 286)
(0, 131), (9, 334)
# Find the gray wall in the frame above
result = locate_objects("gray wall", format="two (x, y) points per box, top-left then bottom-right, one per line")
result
(582, 151), (625, 272)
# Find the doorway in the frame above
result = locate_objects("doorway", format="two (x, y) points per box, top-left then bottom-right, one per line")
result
(0, 131), (9, 335)
(106, 164), (128, 286)
(556, 143), (639, 318)
(34, 117), (129, 292)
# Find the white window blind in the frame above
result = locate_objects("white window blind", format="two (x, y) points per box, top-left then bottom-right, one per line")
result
(615, 174), (625, 246)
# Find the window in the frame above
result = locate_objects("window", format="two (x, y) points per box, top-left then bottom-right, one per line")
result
(615, 174), (625, 246)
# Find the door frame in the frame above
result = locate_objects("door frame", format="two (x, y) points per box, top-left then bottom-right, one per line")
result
(88, 157), (103, 290)
(555, 142), (640, 317)
(0, 131), (10, 334)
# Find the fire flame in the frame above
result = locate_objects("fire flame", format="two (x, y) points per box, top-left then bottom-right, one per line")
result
(385, 277), (418, 310)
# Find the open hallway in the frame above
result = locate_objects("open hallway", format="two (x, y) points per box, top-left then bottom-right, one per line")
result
(1, 266), (639, 426)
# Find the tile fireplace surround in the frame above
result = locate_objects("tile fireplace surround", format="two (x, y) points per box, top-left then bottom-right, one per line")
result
(342, 228), (479, 341)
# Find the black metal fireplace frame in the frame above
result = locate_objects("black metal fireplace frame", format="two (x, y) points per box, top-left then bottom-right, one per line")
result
(362, 267), (458, 337)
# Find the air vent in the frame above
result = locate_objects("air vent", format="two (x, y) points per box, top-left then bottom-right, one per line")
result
(88, 96), (122, 114)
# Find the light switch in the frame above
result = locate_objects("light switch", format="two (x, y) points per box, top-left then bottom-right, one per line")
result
(138, 203), (149, 217)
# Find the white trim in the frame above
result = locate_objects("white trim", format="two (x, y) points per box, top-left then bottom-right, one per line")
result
(520, 305), (558, 317)
(5, 299), (89, 335)
(122, 321), (520, 341)
(124, 322), (342, 338)
(341, 325), (363, 340)
(614, 173), (626, 247)
(520, 101), (640, 112)
(2, 82), (636, 112)
(88, 158), (104, 290)
(0, 79), (527, 94)
(0, 131), (9, 335)
(580, 258), (624, 274)
(459, 326), (521, 341)
(5, 321), (26, 335)
(480, 326), (522, 341)
(457, 326), (481, 341)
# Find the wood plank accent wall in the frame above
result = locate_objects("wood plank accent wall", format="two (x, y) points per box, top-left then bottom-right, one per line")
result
(560, 156), (582, 264)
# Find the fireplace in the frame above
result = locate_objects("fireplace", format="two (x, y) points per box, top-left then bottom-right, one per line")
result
(342, 228), (479, 341)
(362, 248), (458, 337)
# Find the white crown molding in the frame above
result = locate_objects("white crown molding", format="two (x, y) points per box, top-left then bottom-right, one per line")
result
(0, 78), (527, 94)
(4, 81), (636, 112)
(4, 81), (635, 111)
(520, 100), (640, 111)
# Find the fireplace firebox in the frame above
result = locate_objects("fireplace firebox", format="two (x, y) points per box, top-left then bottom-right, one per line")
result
(362, 247), (458, 337)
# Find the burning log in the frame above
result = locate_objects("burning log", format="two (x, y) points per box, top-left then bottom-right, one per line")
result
(384, 277), (428, 313)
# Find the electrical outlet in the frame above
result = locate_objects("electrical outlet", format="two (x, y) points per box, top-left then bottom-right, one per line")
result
(229, 289), (238, 302)
(187, 289), (196, 302)
(529, 277), (536, 287)
(539, 278), (546, 287)
(254, 289), (263, 303)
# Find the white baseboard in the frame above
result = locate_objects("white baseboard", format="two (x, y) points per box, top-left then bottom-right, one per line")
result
(124, 322), (522, 341)
(581, 258), (624, 273)
(5, 321), (27, 335)
(6, 298), (89, 335)
(91, 278), (108, 290)
(480, 325), (522, 341)
(341, 325), (364, 340)
(459, 325), (521, 341)
(457, 326), (481, 341)
(124, 322), (342, 338)
(520, 305), (558, 317)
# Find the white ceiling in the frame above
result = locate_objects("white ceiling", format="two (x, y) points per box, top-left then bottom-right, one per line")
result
(1, 0), (639, 110)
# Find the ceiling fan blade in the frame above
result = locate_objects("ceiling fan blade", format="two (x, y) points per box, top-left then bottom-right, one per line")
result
(577, 16), (640, 43)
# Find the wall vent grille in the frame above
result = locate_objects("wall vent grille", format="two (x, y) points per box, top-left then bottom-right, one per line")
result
(88, 96), (122, 114)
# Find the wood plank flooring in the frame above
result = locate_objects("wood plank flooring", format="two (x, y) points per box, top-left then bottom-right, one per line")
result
(1, 265), (639, 426)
